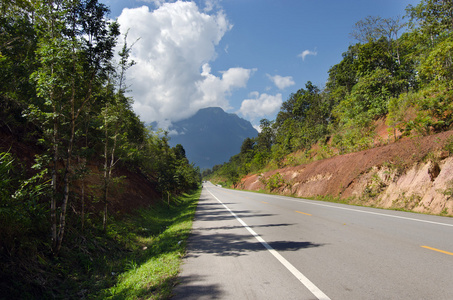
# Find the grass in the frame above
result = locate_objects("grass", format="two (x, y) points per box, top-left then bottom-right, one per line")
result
(0, 187), (201, 300)
(91, 188), (201, 299)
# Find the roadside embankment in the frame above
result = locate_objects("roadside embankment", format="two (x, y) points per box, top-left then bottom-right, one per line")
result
(239, 131), (453, 216)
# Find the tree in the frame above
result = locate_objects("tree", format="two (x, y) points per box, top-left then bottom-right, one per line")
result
(407, 0), (453, 48)
(350, 15), (386, 43)
(99, 30), (137, 231)
(31, 0), (119, 254)
(174, 144), (187, 160)
(240, 137), (255, 157)
(256, 118), (274, 152)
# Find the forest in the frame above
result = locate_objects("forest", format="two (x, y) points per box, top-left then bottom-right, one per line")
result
(204, 0), (453, 186)
(0, 0), (201, 297)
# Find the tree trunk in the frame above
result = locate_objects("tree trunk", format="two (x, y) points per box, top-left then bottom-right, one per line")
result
(81, 178), (85, 232)
(51, 108), (58, 252)
(55, 57), (77, 253)
(103, 183), (108, 232)
(103, 108), (110, 232)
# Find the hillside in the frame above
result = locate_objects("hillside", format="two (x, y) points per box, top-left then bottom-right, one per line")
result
(168, 107), (258, 169)
(238, 130), (453, 217)
(0, 128), (161, 214)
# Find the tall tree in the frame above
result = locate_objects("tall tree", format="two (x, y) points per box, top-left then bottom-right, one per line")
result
(31, 0), (119, 254)
(100, 31), (136, 231)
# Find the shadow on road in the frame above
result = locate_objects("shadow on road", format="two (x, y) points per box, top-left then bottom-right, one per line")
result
(185, 231), (323, 258)
(193, 196), (275, 222)
(183, 195), (325, 258)
(172, 190), (325, 299)
(199, 223), (295, 231)
(172, 275), (222, 300)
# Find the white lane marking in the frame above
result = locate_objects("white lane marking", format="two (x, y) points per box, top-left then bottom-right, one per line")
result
(282, 197), (453, 227)
(229, 189), (453, 228)
(206, 188), (331, 300)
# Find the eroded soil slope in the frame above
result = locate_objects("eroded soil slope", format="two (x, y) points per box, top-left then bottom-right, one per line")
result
(0, 130), (160, 214)
(239, 131), (453, 216)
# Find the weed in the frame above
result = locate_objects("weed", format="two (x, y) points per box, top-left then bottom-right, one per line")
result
(440, 179), (453, 199)
(392, 192), (422, 211)
(363, 172), (387, 199)
(443, 135), (453, 155)
(259, 172), (291, 192)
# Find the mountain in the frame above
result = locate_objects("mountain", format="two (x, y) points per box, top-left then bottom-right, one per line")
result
(168, 107), (258, 170)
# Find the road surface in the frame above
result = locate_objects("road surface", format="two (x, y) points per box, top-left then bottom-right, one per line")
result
(172, 182), (453, 299)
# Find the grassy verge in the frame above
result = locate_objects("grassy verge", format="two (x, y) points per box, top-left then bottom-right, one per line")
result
(89, 188), (201, 299)
(0, 187), (201, 300)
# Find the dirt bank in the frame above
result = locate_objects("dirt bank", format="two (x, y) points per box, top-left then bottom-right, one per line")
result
(0, 129), (161, 215)
(239, 131), (453, 216)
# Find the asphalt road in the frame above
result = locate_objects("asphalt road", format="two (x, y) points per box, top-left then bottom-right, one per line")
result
(172, 182), (453, 299)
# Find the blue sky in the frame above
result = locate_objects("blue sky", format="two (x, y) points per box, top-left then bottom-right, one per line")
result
(102, 0), (418, 130)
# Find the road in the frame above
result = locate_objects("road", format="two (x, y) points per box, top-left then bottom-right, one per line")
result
(172, 182), (453, 299)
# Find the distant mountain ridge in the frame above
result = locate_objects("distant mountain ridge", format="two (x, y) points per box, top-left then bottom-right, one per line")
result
(167, 107), (258, 170)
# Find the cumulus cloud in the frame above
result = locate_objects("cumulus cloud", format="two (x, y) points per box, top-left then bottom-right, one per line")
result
(203, 0), (221, 12)
(267, 74), (295, 90)
(298, 49), (317, 61)
(253, 124), (262, 133)
(238, 92), (282, 120)
(195, 64), (255, 111)
(117, 2), (253, 126)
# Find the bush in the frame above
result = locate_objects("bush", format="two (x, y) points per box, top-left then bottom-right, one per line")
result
(0, 152), (49, 256)
(260, 172), (288, 192)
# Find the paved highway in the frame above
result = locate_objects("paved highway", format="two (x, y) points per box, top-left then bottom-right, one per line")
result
(173, 182), (453, 299)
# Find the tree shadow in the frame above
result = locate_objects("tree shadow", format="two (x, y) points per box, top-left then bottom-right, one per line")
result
(172, 190), (326, 298)
(186, 195), (325, 257)
(171, 275), (223, 300)
(193, 197), (276, 222)
(199, 223), (295, 231)
(184, 230), (324, 258)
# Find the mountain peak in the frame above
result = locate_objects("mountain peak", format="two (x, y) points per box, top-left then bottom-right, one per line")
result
(168, 107), (257, 169)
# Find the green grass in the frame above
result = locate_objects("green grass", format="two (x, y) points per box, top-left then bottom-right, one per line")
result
(0, 188), (201, 300)
(90, 188), (201, 299)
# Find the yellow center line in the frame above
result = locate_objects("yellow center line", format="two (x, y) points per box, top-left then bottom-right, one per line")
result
(421, 245), (453, 256)
(295, 211), (312, 216)
(261, 201), (268, 204)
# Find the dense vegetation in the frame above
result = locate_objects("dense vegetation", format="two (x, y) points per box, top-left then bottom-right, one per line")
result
(204, 0), (453, 186)
(0, 0), (200, 297)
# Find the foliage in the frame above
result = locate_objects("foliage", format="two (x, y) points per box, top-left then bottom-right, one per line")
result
(443, 135), (453, 155)
(0, 152), (49, 256)
(259, 172), (288, 192)
(389, 83), (453, 135)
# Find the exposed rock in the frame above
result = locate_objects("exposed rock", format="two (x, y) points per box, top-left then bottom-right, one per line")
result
(239, 130), (453, 216)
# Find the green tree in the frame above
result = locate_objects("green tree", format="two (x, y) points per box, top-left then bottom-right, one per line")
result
(30, 0), (119, 254)
(256, 118), (274, 152)
(99, 30), (138, 231)
(274, 82), (332, 154)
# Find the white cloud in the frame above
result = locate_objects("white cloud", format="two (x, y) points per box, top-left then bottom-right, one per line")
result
(253, 124), (262, 133)
(238, 92), (282, 120)
(117, 2), (252, 126)
(267, 74), (295, 90)
(203, 0), (221, 12)
(141, 0), (177, 8)
(298, 49), (317, 61)
(195, 64), (255, 111)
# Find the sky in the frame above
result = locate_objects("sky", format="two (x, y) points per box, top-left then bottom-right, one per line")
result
(101, 0), (419, 131)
